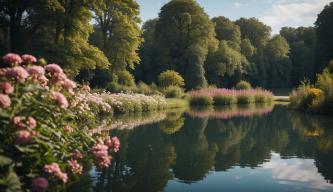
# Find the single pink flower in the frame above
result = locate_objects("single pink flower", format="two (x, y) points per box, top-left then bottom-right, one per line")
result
(51, 91), (68, 108)
(2, 53), (22, 65)
(0, 93), (11, 108)
(15, 130), (32, 144)
(21, 54), (37, 63)
(0, 82), (14, 94)
(31, 177), (49, 192)
(5, 66), (29, 82)
(67, 159), (83, 174)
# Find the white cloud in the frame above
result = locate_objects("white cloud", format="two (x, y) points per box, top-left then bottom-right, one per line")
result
(234, 2), (248, 8)
(263, 152), (333, 190)
(259, 0), (331, 33)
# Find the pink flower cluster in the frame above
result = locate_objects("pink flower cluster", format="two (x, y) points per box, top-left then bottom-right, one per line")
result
(0, 93), (11, 108)
(0, 82), (14, 94)
(12, 116), (37, 129)
(91, 140), (112, 169)
(22, 54), (37, 63)
(2, 53), (23, 65)
(2, 53), (37, 65)
(45, 64), (66, 81)
(45, 63), (77, 92)
(60, 79), (76, 93)
(15, 130), (32, 144)
(105, 136), (120, 152)
(12, 116), (37, 144)
(31, 177), (49, 192)
(188, 87), (274, 98)
(67, 159), (83, 174)
(51, 91), (68, 108)
(5, 66), (29, 82)
(43, 163), (68, 183)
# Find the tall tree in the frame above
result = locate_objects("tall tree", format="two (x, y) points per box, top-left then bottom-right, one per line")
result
(154, 0), (218, 89)
(212, 16), (241, 45)
(90, 0), (143, 78)
(280, 27), (316, 85)
(264, 35), (292, 87)
(315, 2), (333, 72)
(135, 19), (158, 83)
(205, 40), (248, 86)
(235, 17), (271, 48)
(0, 0), (109, 77)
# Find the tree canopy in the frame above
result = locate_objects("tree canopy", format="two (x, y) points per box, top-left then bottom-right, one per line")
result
(154, 0), (218, 89)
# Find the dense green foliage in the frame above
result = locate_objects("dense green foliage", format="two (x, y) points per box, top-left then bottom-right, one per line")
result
(149, 0), (218, 89)
(280, 27), (316, 86)
(89, 0), (142, 85)
(235, 80), (252, 90)
(158, 70), (185, 88)
(0, 0), (141, 87)
(290, 61), (333, 113)
(189, 96), (214, 106)
(315, 2), (333, 72)
(137, 5), (326, 89)
(1, 0), (333, 90)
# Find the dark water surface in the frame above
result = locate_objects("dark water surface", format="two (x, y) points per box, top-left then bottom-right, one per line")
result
(69, 105), (333, 192)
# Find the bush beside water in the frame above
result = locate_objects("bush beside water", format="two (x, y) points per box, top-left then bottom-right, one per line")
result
(0, 53), (170, 191)
(189, 95), (214, 106)
(188, 87), (273, 106)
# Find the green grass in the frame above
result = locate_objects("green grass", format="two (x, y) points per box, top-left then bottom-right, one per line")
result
(166, 98), (189, 109)
(274, 96), (290, 102)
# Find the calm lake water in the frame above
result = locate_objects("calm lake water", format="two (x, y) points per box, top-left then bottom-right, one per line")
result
(69, 104), (333, 192)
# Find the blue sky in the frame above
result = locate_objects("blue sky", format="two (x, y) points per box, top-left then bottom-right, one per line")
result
(137, 0), (331, 33)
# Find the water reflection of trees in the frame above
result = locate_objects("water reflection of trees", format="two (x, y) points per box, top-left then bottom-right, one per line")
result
(71, 105), (333, 191)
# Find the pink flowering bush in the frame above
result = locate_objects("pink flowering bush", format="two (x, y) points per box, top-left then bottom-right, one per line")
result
(188, 87), (274, 106)
(0, 53), (120, 191)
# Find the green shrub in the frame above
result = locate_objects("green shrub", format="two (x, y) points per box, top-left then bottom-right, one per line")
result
(158, 70), (185, 88)
(189, 96), (214, 106)
(254, 94), (273, 103)
(137, 81), (154, 95)
(213, 95), (237, 105)
(317, 69), (333, 106)
(163, 86), (184, 98)
(237, 94), (254, 104)
(235, 80), (252, 90)
(117, 71), (135, 87)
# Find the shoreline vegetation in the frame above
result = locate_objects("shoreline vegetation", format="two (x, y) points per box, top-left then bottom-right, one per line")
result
(188, 87), (274, 106)
(289, 61), (333, 115)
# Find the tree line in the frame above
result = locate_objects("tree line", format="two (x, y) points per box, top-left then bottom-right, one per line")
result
(1, 0), (333, 90)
